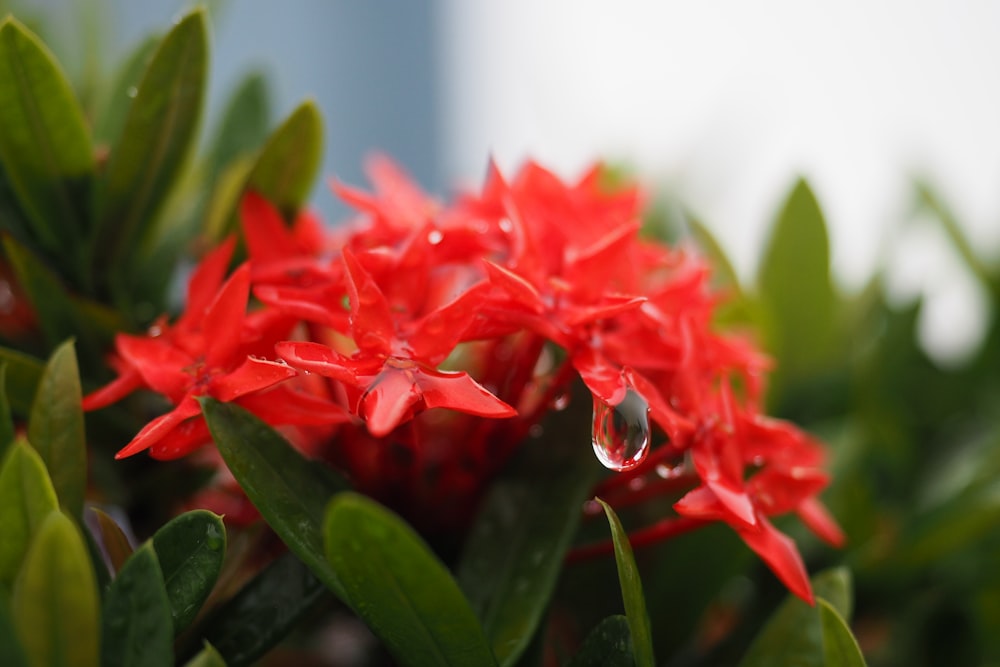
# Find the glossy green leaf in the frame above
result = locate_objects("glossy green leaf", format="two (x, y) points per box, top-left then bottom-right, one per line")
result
(101, 543), (172, 667)
(0, 17), (92, 252)
(183, 642), (226, 667)
(566, 616), (634, 667)
(199, 552), (328, 666)
(93, 9), (207, 270)
(739, 567), (853, 667)
(758, 179), (838, 391)
(324, 492), (498, 667)
(90, 507), (134, 575)
(247, 101), (322, 220)
(151, 509), (225, 634)
(595, 498), (654, 667)
(457, 384), (599, 667)
(92, 33), (159, 146)
(12, 511), (99, 667)
(0, 345), (44, 415)
(27, 340), (85, 518)
(0, 363), (15, 460)
(208, 71), (271, 176)
(0, 439), (58, 588)
(200, 397), (348, 597)
(818, 598), (867, 667)
(203, 155), (254, 242)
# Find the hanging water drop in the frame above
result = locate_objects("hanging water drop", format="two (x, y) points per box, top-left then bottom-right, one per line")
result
(591, 387), (650, 471)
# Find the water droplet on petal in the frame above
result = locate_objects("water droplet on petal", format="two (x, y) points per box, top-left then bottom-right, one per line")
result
(655, 462), (685, 479)
(591, 388), (650, 471)
(552, 390), (570, 411)
(427, 229), (443, 245)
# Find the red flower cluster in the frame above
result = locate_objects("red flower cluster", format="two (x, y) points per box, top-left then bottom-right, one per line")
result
(85, 156), (842, 602)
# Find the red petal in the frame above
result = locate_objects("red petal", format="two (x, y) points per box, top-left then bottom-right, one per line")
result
(237, 386), (354, 426)
(116, 335), (192, 402)
(414, 366), (516, 418)
(115, 397), (201, 459)
(275, 340), (375, 386)
(360, 369), (422, 437)
(203, 264), (251, 368)
(241, 190), (301, 264)
(81, 365), (144, 411)
(180, 237), (236, 331)
(735, 516), (814, 604)
(482, 260), (545, 313)
(149, 417), (212, 460)
(342, 248), (394, 356)
(572, 346), (626, 405)
(797, 497), (845, 548)
(254, 284), (346, 329)
(210, 356), (297, 402)
(407, 282), (492, 362)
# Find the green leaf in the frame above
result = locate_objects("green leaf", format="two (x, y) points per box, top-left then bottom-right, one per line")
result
(247, 101), (323, 220)
(0, 345), (44, 415)
(101, 543), (173, 667)
(27, 340), (85, 518)
(92, 33), (159, 147)
(595, 498), (654, 667)
(208, 71), (271, 176)
(12, 511), (100, 667)
(0, 439), (58, 588)
(93, 9), (207, 274)
(200, 397), (348, 597)
(3, 234), (80, 348)
(457, 382), (600, 667)
(818, 598), (867, 667)
(566, 616), (634, 667)
(151, 509), (226, 634)
(324, 492), (497, 667)
(203, 155), (254, 242)
(757, 179), (838, 393)
(183, 642), (226, 667)
(0, 363), (15, 460)
(739, 567), (853, 667)
(90, 507), (134, 575)
(198, 552), (328, 666)
(0, 603), (28, 667)
(0, 17), (92, 253)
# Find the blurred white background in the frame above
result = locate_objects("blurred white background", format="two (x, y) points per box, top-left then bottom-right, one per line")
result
(24, 0), (1000, 361)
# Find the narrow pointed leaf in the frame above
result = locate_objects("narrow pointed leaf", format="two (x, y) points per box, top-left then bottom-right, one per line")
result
(12, 511), (100, 667)
(247, 101), (322, 220)
(92, 33), (159, 146)
(90, 507), (134, 575)
(324, 492), (498, 667)
(0, 345), (44, 415)
(739, 567), (853, 667)
(596, 498), (654, 667)
(28, 340), (85, 518)
(151, 509), (226, 634)
(818, 598), (867, 667)
(93, 9), (207, 269)
(208, 72), (271, 176)
(0, 17), (92, 252)
(101, 543), (172, 667)
(3, 235), (81, 348)
(0, 439), (58, 588)
(457, 382), (599, 667)
(757, 179), (838, 390)
(566, 616), (634, 667)
(200, 397), (348, 597)
(0, 363), (15, 459)
(199, 552), (328, 666)
(183, 642), (226, 667)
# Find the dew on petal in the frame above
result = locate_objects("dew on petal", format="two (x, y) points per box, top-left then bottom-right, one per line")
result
(552, 390), (571, 411)
(591, 387), (650, 471)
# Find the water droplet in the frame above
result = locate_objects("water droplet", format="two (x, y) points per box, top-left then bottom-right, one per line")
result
(591, 388), (650, 471)
(529, 423), (543, 438)
(582, 499), (602, 515)
(655, 463), (685, 479)
(427, 229), (444, 245)
(628, 476), (646, 491)
(498, 218), (514, 233)
(552, 390), (570, 411)
(126, 86), (138, 98)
